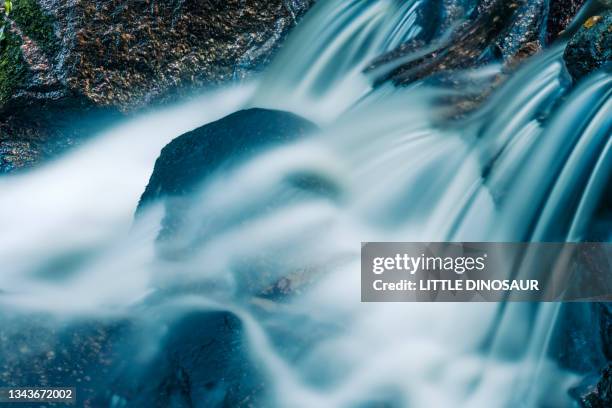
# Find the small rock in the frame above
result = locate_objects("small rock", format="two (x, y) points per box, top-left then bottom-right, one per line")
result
(563, 10), (612, 81)
(581, 365), (612, 408)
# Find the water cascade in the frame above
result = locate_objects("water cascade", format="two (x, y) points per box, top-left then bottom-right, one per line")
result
(0, 0), (610, 407)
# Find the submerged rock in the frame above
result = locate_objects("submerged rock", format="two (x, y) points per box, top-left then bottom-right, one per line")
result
(0, 310), (260, 407)
(0, 0), (314, 172)
(0, 140), (37, 172)
(581, 365), (612, 408)
(138, 108), (317, 243)
(547, 0), (588, 41)
(563, 10), (612, 81)
(118, 311), (262, 408)
(0, 315), (130, 407)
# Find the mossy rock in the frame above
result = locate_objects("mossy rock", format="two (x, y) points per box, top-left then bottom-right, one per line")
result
(11, 0), (59, 56)
(563, 10), (612, 81)
(0, 0), (315, 173)
(0, 0), (59, 108)
(0, 29), (27, 107)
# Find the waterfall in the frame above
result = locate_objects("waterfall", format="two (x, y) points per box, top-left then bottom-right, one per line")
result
(0, 1), (610, 407)
(250, 0), (429, 122)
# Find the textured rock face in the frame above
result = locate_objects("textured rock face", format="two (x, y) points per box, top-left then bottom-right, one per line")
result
(0, 0), (314, 172)
(564, 10), (612, 81)
(547, 0), (588, 41)
(2, 0), (313, 111)
(581, 365), (612, 408)
(363, 0), (592, 121)
(367, 0), (587, 87)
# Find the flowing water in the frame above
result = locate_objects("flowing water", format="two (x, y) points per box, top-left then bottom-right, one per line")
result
(0, 1), (611, 407)
(251, 0), (432, 121)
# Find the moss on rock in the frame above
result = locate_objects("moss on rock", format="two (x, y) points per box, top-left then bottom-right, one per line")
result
(0, 0), (58, 108)
(563, 10), (612, 81)
(11, 0), (58, 55)
(0, 29), (26, 106)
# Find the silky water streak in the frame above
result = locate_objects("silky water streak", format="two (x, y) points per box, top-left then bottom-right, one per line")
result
(0, 3), (610, 408)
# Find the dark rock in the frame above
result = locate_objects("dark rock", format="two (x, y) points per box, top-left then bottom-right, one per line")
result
(115, 311), (262, 408)
(581, 365), (612, 408)
(2, 0), (314, 111)
(0, 140), (37, 172)
(0, 314), (130, 406)
(0, 105), (122, 173)
(563, 10), (612, 81)
(137, 108), (317, 245)
(367, 0), (588, 87)
(365, 0), (591, 121)
(550, 303), (608, 373)
(366, 1), (528, 86)
(139, 108), (317, 207)
(0, 0), (314, 172)
(583, 171), (612, 241)
(0, 310), (260, 407)
(547, 0), (588, 42)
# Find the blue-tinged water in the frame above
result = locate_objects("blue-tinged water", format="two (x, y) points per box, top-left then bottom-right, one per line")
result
(0, 1), (610, 407)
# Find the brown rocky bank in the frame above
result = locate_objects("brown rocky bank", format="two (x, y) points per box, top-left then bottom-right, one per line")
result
(0, 0), (314, 172)
(366, 0), (590, 87)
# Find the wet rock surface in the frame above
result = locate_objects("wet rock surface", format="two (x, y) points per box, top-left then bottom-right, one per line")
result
(0, 105), (122, 173)
(552, 304), (608, 373)
(563, 10), (612, 81)
(139, 108), (317, 206)
(367, 0), (587, 86)
(0, 0), (314, 172)
(581, 365), (612, 408)
(0, 311), (260, 407)
(547, 0), (588, 41)
(0, 314), (129, 408)
(364, 0), (594, 122)
(138, 108), (318, 245)
(114, 311), (262, 408)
